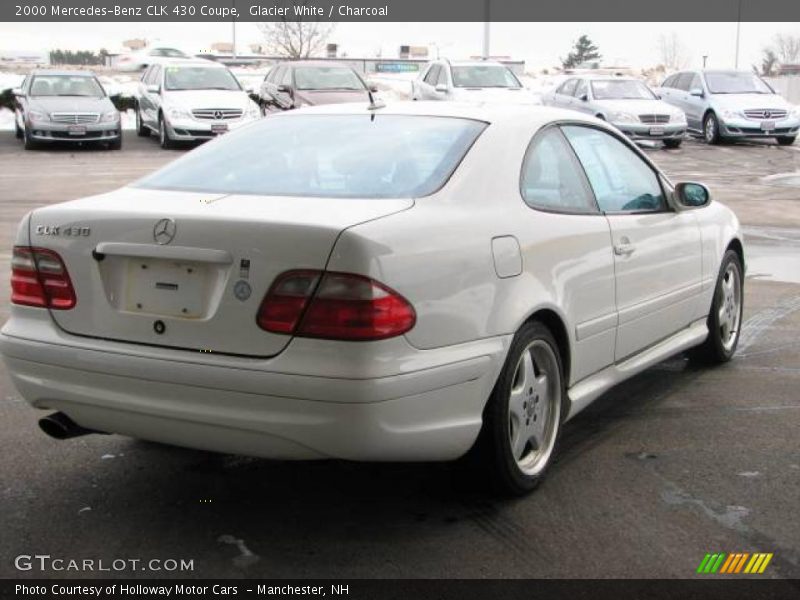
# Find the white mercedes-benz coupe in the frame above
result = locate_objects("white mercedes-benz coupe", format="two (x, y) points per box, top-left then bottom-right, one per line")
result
(0, 102), (744, 494)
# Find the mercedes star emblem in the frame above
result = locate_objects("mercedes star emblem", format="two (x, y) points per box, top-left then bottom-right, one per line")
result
(214, 110), (224, 120)
(153, 218), (177, 245)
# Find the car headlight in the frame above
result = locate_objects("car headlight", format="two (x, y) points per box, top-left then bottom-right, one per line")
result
(608, 111), (637, 124)
(167, 106), (191, 120)
(28, 110), (48, 123)
(672, 111), (687, 125)
(790, 106), (800, 118)
(100, 110), (119, 123)
(721, 109), (740, 120)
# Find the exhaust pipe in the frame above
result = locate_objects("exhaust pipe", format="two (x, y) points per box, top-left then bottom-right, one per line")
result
(38, 412), (99, 440)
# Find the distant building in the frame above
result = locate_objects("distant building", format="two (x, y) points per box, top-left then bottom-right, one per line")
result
(123, 39), (147, 51)
(0, 49), (50, 64)
(778, 64), (800, 76)
(211, 42), (234, 54)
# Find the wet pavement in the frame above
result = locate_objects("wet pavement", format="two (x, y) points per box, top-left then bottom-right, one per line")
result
(0, 132), (798, 579)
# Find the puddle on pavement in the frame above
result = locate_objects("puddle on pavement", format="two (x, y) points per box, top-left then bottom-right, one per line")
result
(745, 227), (800, 284)
(760, 172), (800, 188)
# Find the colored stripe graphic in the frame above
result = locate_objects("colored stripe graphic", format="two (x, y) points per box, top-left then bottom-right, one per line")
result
(699, 552), (773, 574)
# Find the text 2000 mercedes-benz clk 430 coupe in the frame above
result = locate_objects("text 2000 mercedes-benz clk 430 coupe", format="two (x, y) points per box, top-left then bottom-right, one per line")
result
(0, 103), (744, 494)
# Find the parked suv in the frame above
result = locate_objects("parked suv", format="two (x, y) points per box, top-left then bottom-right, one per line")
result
(134, 60), (262, 148)
(13, 70), (121, 150)
(657, 70), (800, 145)
(412, 59), (540, 105)
(542, 75), (687, 148)
(259, 61), (376, 112)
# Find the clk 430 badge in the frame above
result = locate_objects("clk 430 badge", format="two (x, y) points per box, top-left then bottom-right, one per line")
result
(35, 225), (91, 237)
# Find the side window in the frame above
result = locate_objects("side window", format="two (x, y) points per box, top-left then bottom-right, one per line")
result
(150, 66), (161, 86)
(281, 67), (293, 86)
(437, 66), (448, 87)
(141, 66), (151, 83)
(574, 79), (588, 98)
(269, 67), (284, 84)
(558, 79), (578, 96)
(674, 73), (692, 91)
(661, 74), (674, 88)
(562, 126), (666, 213)
(520, 127), (597, 213)
(688, 74), (702, 91)
(424, 65), (441, 85)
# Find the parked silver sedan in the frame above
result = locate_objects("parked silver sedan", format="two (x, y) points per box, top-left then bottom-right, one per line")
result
(12, 70), (121, 150)
(542, 75), (687, 148)
(657, 70), (800, 145)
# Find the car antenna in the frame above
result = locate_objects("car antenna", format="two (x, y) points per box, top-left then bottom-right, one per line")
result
(367, 89), (386, 111)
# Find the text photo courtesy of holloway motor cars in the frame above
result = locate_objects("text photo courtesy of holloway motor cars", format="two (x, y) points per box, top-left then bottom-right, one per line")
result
(1, 0), (799, 597)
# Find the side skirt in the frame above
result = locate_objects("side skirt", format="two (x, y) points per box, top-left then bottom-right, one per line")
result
(565, 317), (709, 421)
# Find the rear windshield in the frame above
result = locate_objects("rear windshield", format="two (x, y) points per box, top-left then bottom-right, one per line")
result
(135, 115), (487, 199)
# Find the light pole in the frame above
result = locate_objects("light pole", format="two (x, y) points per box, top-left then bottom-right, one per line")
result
(734, 0), (742, 68)
(703, 55), (708, 68)
(482, 0), (491, 59)
(231, 0), (237, 59)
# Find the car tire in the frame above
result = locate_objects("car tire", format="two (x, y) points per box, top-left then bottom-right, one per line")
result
(663, 139), (682, 149)
(135, 105), (150, 137)
(158, 115), (176, 150)
(703, 112), (722, 145)
(776, 136), (796, 146)
(473, 320), (565, 495)
(23, 126), (37, 150)
(14, 115), (23, 139)
(109, 136), (122, 150)
(690, 249), (744, 364)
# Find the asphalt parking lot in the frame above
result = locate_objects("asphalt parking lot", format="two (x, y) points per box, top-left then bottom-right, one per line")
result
(0, 131), (799, 580)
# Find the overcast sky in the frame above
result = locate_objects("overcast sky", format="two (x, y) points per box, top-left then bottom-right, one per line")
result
(0, 21), (796, 71)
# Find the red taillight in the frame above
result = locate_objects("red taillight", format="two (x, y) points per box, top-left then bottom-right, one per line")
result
(11, 246), (76, 310)
(257, 270), (416, 341)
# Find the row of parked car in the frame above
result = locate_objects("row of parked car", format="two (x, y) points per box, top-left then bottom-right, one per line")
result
(10, 57), (800, 152)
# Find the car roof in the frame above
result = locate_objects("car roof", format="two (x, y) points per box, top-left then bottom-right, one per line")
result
(279, 100), (599, 128)
(278, 60), (355, 69)
(29, 70), (96, 77)
(159, 59), (227, 68)
(440, 59), (507, 67)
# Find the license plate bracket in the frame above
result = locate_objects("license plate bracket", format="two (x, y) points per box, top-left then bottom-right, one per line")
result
(761, 120), (776, 131)
(68, 125), (87, 135)
(125, 259), (207, 318)
(211, 123), (229, 134)
(649, 126), (665, 136)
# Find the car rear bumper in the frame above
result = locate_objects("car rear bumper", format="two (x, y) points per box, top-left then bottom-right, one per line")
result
(0, 308), (508, 461)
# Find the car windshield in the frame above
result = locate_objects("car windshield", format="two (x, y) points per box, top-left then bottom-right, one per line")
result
(29, 75), (105, 97)
(704, 72), (773, 94)
(294, 67), (366, 91)
(156, 48), (188, 57)
(451, 66), (521, 88)
(134, 115), (487, 199)
(164, 67), (241, 91)
(591, 80), (656, 100)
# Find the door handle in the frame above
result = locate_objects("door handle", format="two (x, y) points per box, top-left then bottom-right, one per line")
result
(614, 241), (635, 256)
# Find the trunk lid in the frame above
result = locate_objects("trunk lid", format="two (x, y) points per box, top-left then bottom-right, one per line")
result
(29, 187), (412, 357)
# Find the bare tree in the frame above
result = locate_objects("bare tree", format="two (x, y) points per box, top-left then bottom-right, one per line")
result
(657, 32), (690, 70)
(773, 32), (800, 65)
(257, 1), (334, 59)
(760, 48), (779, 76)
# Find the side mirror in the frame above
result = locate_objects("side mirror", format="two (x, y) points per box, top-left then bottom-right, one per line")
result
(277, 84), (292, 95)
(654, 92), (662, 99)
(689, 88), (704, 97)
(674, 182), (710, 208)
(434, 83), (448, 94)
(579, 93), (588, 101)
(368, 83), (379, 93)
(245, 86), (255, 94)
(146, 84), (160, 94)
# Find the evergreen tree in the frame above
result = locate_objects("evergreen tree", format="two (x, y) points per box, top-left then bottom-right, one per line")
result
(561, 35), (602, 68)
